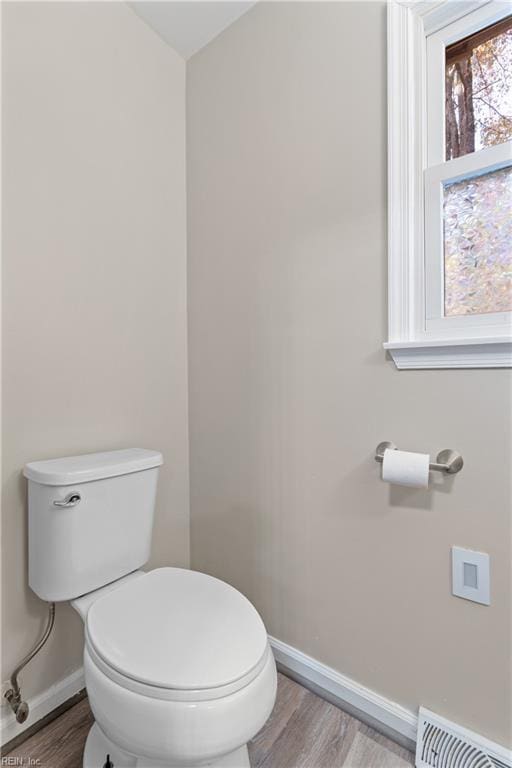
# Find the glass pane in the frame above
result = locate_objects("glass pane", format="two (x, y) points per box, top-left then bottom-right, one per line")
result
(446, 16), (512, 159)
(443, 165), (512, 316)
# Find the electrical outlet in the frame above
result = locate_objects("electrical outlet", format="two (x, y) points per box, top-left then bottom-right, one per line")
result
(452, 546), (490, 605)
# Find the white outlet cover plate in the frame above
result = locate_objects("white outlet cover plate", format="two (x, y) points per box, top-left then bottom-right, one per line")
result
(452, 546), (490, 605)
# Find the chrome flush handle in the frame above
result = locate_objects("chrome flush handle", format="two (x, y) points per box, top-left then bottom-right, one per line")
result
(53, 492), (81, 508)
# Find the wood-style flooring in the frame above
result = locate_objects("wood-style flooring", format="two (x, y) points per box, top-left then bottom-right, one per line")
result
(4, 673), (414, 767)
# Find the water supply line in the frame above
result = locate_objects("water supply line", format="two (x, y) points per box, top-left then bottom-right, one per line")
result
(4, 602), (56, 723)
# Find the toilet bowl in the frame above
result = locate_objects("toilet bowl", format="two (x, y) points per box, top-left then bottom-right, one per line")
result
(24, 449), (277, 768)
(74, 567), (277, 768)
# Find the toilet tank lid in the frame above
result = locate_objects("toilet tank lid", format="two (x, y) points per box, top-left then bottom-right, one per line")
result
(24, 448), (163, 486)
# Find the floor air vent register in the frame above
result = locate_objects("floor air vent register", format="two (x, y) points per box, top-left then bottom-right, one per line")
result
(415, 708), (511, 768)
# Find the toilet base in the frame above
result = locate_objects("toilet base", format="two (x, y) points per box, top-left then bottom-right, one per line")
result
(83, 724), (135, 768)
(83, 723), (251, 768)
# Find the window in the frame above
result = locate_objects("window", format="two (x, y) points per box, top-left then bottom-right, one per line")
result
(443, 166), (511, 317)
(386, 2), (512, 368)
(445, 17), (512, 159)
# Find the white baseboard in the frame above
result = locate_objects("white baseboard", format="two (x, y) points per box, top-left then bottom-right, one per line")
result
(269, 636), (417, 751)
(1, 666), (85, 748)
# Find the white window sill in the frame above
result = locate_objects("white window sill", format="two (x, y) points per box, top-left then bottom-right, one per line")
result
(384, 338), (512, 369)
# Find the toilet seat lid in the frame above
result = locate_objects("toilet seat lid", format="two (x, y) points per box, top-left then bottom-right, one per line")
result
(86, 568), (268, 691)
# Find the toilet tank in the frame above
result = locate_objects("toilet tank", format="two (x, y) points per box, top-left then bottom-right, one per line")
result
(24, 448), (163, 602)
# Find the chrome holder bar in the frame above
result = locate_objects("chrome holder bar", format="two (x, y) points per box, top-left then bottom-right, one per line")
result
(375, 441), (463, 475)
(4, 602), (56, 724)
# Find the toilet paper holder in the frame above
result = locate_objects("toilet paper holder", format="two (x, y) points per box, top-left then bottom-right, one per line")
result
(375, 442), (463, 474)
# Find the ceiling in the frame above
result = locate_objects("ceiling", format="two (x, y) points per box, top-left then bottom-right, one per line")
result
(130, 2), (257, 60)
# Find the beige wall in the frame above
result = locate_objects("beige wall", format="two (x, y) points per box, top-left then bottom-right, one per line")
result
(2, 0), (510, 751)
(187, 1), (511, 747)
(2, 2), (188, 706)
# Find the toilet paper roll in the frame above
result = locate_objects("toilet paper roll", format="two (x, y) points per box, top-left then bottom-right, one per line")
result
(382, 449), (430, 488)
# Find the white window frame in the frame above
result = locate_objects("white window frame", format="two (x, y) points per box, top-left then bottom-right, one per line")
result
(385, 0), (512, 369)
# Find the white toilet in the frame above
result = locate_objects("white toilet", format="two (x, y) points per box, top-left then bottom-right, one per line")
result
(24, 448), (277, 768)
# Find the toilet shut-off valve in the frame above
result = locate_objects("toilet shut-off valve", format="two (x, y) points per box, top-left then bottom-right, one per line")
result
(4, 602), (56, 724)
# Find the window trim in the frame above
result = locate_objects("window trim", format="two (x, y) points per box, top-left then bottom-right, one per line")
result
(386, 0), (512, 369)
